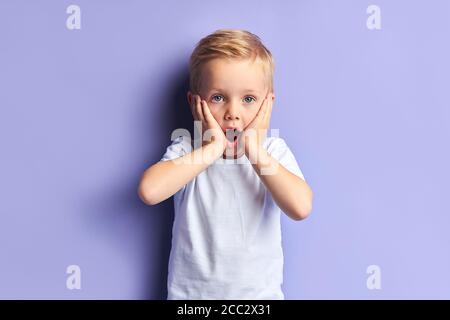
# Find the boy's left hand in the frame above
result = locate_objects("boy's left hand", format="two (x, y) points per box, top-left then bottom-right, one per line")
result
(240, 92), (274, 159)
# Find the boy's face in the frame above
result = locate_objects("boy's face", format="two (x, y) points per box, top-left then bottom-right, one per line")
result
(189, 58), (271, 159)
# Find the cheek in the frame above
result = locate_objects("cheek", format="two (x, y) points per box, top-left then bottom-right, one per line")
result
(209, 108), (222, 122)
(244, 108), (259, 126)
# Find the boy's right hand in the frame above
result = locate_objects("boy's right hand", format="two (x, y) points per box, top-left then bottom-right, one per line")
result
(190, 94), (227, 155)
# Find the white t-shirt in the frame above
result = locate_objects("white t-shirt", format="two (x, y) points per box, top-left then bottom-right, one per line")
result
(160, 135), (306, 299)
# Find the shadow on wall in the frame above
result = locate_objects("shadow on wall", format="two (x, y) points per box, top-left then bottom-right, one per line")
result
(82, 66), (193, 299)
(139, 69), (193, 299)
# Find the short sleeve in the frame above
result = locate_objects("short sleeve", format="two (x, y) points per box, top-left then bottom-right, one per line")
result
(160, 135), (193, 195)
(266, 138), (306, 181)
(160, 135), (193, 162)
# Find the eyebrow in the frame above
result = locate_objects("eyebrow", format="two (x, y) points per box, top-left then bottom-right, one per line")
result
(208, 88), (260, 94)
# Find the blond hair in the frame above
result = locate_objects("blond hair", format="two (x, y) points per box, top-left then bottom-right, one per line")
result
(189, 29), (274, 94)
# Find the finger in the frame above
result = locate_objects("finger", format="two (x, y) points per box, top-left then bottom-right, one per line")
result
(201, 100), (218, 127)
(257, 97), (268, 120)
(269, 94), (273, 115)
(263, 93), (272, 121)
(195, 95), (205, 122)
(254, 97), (266, 118)
(263, 94), (273, 126)
(257, 97), (269, 130)
(190, 95), (198, 121)
(242, 98), (265, 133)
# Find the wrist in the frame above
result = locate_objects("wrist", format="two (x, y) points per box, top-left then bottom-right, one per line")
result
(203, 141), (224, 164)
(246, 144), (267, 164)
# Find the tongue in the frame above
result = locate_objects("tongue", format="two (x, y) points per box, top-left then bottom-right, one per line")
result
(224, 129), (239, 142)
(226, 135), (235, 142)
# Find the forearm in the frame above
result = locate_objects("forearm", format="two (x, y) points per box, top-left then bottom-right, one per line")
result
(249, 148), (313, 221)
(138, 143), (221, 205)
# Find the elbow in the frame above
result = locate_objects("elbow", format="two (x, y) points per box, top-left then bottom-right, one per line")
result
(138, 180), (160, 206)
(291, 203), (312, 221)
(291, 190), (313, 221)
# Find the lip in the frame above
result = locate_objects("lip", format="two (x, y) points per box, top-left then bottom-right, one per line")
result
(223, 126), (241, 131)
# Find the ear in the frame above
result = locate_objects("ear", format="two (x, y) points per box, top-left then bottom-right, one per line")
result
(187, 91), (193, 106)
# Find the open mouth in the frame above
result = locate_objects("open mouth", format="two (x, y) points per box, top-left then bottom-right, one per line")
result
(223, 128), (242, 142)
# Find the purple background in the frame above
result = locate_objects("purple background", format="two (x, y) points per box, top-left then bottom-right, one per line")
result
(1, 0), (449, 299)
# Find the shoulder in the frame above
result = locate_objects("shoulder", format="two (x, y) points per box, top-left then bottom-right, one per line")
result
(264, 136), (290, 155)
(161, 135), (193, 161)
(264, 136), (306, 181)
(170, 135), (193, 152)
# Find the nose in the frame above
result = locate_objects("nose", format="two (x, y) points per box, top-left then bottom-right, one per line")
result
(224, 99), (240, 121)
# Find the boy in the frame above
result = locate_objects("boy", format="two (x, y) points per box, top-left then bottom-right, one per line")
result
(138, 29), (313, 299)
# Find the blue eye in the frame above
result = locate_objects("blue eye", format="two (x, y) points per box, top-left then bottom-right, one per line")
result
(243, 96), (256, 104)
(211, 95), (224, 103)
